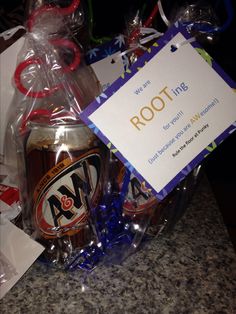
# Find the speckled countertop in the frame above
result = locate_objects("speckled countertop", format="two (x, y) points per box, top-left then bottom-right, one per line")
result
(1, 176), (236, 314)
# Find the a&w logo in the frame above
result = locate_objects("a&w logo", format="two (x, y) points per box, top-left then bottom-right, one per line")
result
(122, 173), (157, 215)
(35, 153), (101, 237)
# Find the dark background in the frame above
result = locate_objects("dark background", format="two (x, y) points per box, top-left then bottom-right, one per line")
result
(1, 0), (235, 248)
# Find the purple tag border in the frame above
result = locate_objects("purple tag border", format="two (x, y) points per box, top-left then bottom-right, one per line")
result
(80, 23), (236, 200)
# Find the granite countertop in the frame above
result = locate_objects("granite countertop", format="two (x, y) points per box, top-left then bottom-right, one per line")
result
(1, 176), (236, 314)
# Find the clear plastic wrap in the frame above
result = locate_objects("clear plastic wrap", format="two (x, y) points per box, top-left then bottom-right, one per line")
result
(123, 5), (163, 64)
(123, 0), (233, 51)
(102, 154), (202, 245)
(159, 0), (233, 44)
(169, 1), (221, 44)
(0, 251), (18, 286)
(4, 0), (154, 271)
(5, 0), (105, 268)
(26, 0), (85, 37)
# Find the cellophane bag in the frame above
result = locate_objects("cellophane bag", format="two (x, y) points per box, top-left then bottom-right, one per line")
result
(98, 5), (203, 246)
(4, 0), (154, 272)
(4, 1), (105, 268)
(25, 0), (91, 49)
(0, 251), (17, 286)
(168, 0), (222, 45)
(60, 3), (202, 271)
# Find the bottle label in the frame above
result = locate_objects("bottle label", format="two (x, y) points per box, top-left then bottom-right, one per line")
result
(33, 150), (101, 237)
(118, 167), (157, 215)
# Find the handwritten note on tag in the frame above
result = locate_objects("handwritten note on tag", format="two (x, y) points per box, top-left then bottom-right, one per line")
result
(80, 25), (236, 200)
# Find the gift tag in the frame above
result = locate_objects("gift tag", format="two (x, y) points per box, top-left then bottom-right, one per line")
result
(90, 52), (126, 91)
(0, 36), (25, 158)
(85, 35), (127, 91)
(80, 24), (236, 200)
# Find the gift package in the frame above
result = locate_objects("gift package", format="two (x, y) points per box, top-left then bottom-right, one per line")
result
(0, 0), (235, 296)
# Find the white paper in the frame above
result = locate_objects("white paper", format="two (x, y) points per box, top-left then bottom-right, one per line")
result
(0, 37), (25, 157)
(0, 218), (44, 299)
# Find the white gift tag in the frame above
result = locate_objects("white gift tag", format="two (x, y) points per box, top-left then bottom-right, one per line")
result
(80, 25), (236, 200)
(90, 51), (125, 91)
(0, 36), (25, 158)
